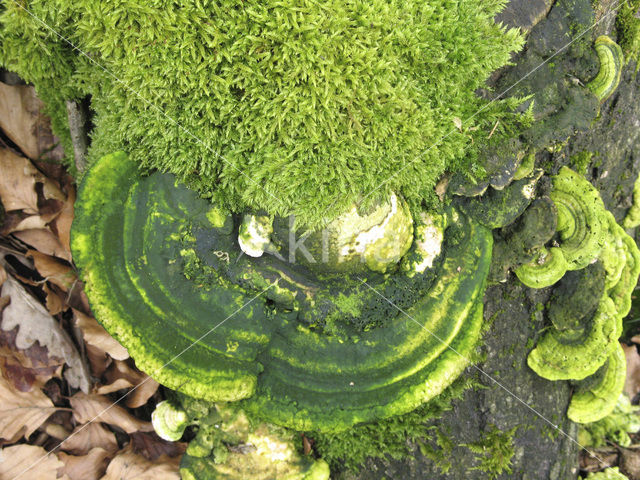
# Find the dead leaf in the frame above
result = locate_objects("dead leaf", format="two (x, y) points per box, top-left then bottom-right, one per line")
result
(0, 444), (65, 480)
(99, 360), (157, 409)
(0, 148), (40, 213)
(1, 276), (90, 392)
(0, 82), (64, 161)
(57, 423), (118, 456)
(130, 431), (186, 461)
(69, 393), (154, 434)
(100, 448), (180, 480)
(624, 343), (640, 399)
(1, 213), (49, 235)
(13, 228), (71, 262)
(28, 250), (76, 292)
(0, 327), (64, 391)
(85, 344), (112, 379)
(43, 283), (66, 316)
(453, 117), (463, 132)
(53, 186), (75, 255)
(0, 356), (62, 392)
(0, 374), (60, 441)
(74, 311), (128, 362)
(58, 447), (111, 480)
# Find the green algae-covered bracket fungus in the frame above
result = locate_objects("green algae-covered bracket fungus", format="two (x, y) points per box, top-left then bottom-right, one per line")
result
(567, 343), (626, 424)
(586, 467), (630, 480)
(152, 400), (190, 442)
(521, 168), (640, 422)
(623, 173), (640, 229)
(157, 399), (330, 480)
(527, 295), (620, 381)
(72, 151), (493, 433)
(578, 393), (640, 448)
(551, 167), (609, 271)
(515, 247), (567, 289)
(455, 169), (542, 230)
(588, 36), (625, 103)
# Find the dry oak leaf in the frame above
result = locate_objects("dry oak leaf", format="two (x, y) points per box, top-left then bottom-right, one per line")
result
(28, 250), (76, 292)
(130, 431), (186, 462)
(1, 276), (90, 392)
(58, 447), (111, 480)
(100, 448), (180, 480)
(12, 228), (71, 262)
(0, 148), (64, 213)
(0, 327), (64, 392)
(0, 374), (60, 441)
(53, 185), (75, 255)
(0, 444), (66, 480)
(0, 82), (64, 162)
(0, 148), (40, 214)
(69, 392), (154, 434)
(57, 422), (118, 456)
(624, 343), (640, 399)
(98, 360), (158, 409)
(74, 310), (128, 362)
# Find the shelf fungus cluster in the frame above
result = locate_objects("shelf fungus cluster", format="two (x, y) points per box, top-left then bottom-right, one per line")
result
(72, 149), (640, 476)
(513, 167), (640, 423)
(72, 152), (497, 467)
(153, 397), (330, 479)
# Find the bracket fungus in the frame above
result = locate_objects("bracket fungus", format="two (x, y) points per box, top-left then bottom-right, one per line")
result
(519, 167), (640, 423)
(588, 36), (625, 103)
(158, 397), (330, 480)
(72, 151), (493, 433)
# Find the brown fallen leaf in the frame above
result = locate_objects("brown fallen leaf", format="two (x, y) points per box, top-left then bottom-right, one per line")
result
(100, 448), (180, 480)
(0, 148), (40, 214)
(98, 360), (157, 409)
(28, 250), (76, 292)
(57, 422), (118, 456)
(1, 212), (50, 235)
(130, 431), (186, 461)
(624, 343), (640, 399)
(1, 276), (90, 392)
(58, 447), (111, 480)
(74, 310), (128, 362)
(0, 82), (64, 162)
(43, 283), (66, 316)
(0, 444), (66, 480)
(69, 392), (154, 434)
(53, 185), (75, 255)
(0, 374), (60, 441)
(0, 326), (64, 392)
(85, 344), (112, 379)
(13, 228), (72, 262)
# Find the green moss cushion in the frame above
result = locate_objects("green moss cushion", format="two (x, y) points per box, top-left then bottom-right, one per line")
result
(72, 152), (492, 432)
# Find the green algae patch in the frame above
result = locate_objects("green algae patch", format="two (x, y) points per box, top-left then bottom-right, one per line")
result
(616, 0), (640, 70)
(588, 36), (624, 102)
